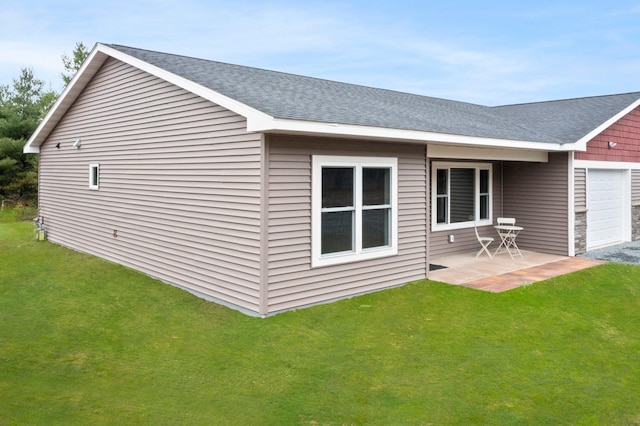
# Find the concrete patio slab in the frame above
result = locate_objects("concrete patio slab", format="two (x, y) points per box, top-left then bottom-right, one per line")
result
(428, 250), (605, 292)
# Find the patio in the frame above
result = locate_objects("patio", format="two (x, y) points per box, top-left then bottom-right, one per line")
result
(428, 250), (605, 292)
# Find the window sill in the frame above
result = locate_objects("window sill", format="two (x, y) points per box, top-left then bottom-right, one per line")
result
(312, 246), (398, 268)
(432, 220), (492, 232)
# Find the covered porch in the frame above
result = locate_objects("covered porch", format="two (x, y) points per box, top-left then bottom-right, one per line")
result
(427, 250), (604, 292)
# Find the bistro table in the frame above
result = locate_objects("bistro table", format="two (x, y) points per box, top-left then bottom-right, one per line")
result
(494, 224), (524, 258)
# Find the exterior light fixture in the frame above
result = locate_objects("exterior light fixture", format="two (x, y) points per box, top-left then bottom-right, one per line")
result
(608, 141), (617, 149)
(73, 138), (82, 149)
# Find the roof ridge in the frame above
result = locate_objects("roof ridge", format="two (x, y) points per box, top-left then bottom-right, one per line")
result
(105, 43), (488, 109)
(100, 43), (638, 146)
(494, 91), (640, 108)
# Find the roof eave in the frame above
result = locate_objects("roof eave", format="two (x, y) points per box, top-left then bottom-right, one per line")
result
(248, 116), (571, 151)
(24, 42), (595, 155)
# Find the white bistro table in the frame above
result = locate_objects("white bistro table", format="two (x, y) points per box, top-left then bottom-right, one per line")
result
(494, 225), (524, 258)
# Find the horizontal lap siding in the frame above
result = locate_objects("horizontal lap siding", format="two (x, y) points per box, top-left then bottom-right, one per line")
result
(38, 58), (262, 312)
(502, 152), (569, 255)
(632, 170), (640, 204)
(267, 136), (427, 314)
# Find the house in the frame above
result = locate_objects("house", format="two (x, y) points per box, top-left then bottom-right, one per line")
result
(24, 43), (640, 316)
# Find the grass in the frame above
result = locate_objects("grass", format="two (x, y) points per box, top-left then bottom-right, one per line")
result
(0, 202), (37, 223)
(1, 217), (640, 425)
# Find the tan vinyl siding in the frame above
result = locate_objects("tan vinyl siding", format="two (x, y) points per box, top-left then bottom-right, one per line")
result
(430, 226), (489, 258)
(266, 136), (427, 314)
(502, 152), (569, 255)
(429, 161), (502, 258)
(632, 170), (640, 204)
(38, 58), (263, 312)
(430, 156), (570, 258)
(575, 168), (587, 209)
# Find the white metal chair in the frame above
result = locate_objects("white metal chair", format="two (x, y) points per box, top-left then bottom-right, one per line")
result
(474, 223), (494, 259)
(495, 217), (522, 258)
(497, 217), (516, 226)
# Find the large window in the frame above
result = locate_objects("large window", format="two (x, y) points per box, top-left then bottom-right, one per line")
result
(312, 156), (398, 267)
(432, 162), (492, 230)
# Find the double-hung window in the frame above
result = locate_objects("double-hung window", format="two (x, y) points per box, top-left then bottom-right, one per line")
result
(432, 162), (492, 230)
(312, 156), (398, 267)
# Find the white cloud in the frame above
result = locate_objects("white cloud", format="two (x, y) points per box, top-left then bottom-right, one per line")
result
(0, 41), (67, 89)
(1, 0), (639, 104)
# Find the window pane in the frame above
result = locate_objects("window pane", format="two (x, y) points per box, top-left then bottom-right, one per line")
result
(479, 169), (489, 193)
(436, 169), (448, 195)
(363, 209), (389, 248)
(436, 197), (447, 223)
(480, 194), (489, 219)
(322, 167), (353, 208)
(449, 168), (475, 223)
(363, 168), (390, 205)
(321, 211), (353, 254)
(91, 168), (98, 186)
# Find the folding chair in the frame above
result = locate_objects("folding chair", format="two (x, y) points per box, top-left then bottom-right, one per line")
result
(474, 223), (494, 259)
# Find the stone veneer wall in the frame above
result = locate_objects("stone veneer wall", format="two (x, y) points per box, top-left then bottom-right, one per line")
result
(633, 205), (640, 241)
(575, 210), (587, 255)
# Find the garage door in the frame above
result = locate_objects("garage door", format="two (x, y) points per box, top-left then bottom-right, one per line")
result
(587, 169), (627, 249)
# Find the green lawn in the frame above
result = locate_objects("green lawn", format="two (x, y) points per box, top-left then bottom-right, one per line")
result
(1, 219), (640, 425)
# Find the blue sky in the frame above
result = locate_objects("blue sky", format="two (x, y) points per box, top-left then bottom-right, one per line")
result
(2, 0), (640, 105)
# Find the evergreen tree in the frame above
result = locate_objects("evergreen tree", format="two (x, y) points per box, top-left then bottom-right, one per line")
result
(0, 41), (88, 205)
(0, 68), (57, 203)
(61, 42), (90, 85)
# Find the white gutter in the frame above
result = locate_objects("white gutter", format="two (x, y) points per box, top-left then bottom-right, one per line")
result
(248, 116), (574, 152)
(25, 42), (582, 154)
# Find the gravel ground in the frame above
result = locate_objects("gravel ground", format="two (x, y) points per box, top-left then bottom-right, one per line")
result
(580, 240), (640, 265)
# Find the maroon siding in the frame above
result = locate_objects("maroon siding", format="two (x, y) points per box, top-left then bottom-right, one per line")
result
(576, 106), (640, 162)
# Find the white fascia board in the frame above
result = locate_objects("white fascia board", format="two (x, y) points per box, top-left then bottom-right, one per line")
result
(574, 159), (640, 170)
(574, 98), (640, 150)
(24, 45), (110, 153)
(247, 116), (570, 152)
(24, 43), (272, 153)
(427, 144), (548, 162)
(96, 44), (271, 123)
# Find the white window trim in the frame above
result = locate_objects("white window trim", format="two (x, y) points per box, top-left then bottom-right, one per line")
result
(431, 161), (492, 231)
(89, 163), (100, 190)
(312, 155), (398, 268)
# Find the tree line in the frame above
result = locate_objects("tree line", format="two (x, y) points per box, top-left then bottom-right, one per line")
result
(0, 42), (89, 206)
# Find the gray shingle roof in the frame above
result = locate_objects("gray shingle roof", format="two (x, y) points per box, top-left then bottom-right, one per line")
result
(107, 44), (640, 145)
(492, 92), (640, 143)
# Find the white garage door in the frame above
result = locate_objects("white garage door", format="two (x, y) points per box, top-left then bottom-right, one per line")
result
(587, 169), (627, 249)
